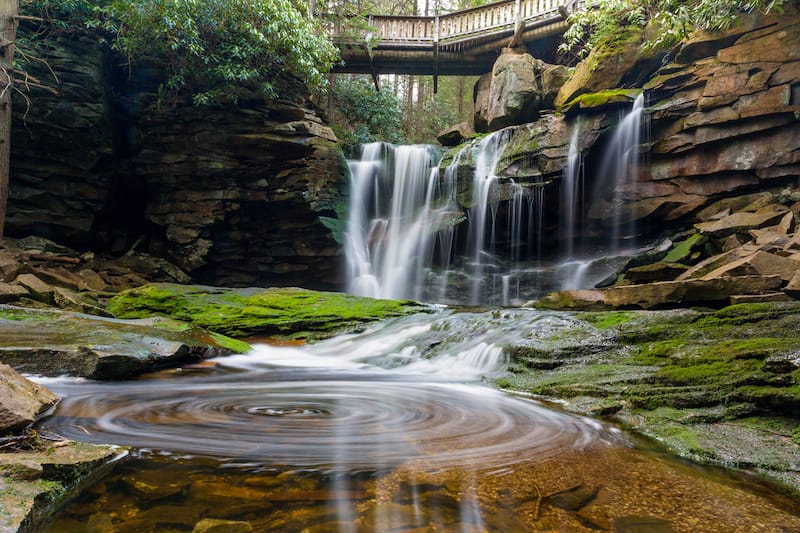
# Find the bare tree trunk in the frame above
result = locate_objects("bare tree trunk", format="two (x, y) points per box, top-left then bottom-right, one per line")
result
(457, 77), (465, 121)
(415, 76), (425, 138)
(405, 75), (414, 135)
(0, 0), (17, 240)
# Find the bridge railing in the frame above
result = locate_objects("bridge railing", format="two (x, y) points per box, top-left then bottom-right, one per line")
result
(328, 0), (576, 47)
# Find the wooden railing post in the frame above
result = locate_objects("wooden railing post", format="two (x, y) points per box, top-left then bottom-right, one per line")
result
(433, 15), (439, 94)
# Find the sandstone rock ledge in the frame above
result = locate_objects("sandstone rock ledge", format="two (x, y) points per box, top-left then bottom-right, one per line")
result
(0, 365), (125, 533)
(0, 306), (250, 379)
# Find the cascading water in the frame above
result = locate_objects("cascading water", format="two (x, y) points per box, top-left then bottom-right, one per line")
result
(594, 93), (646, 252)
(467, 129), (513, 304)
(345, 143), (449, 301)
(561, 120), (582, 261)
(345, 96), (649, 305)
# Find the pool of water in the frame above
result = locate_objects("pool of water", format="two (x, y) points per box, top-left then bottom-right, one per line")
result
(34, 311), (800, 532)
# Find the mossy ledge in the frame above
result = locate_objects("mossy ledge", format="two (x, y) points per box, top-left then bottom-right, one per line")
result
(106, 283), (430, 339)
(496, 302), (800, 494)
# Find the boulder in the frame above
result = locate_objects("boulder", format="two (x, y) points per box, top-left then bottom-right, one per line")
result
(0, 251), (22, 281)
(0, 305), (251, 379)
(0, 364), (58, 434)
(555, 28), (643, 108)
(473, 73), (492, 133)
(436, 122), (476, 147)
(487, 49), (544, 130)
(474, 50), (572, 132)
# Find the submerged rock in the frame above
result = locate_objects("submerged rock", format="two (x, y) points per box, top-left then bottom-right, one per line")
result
(0, 305), (250, 379)
(106, 283), (429, 339)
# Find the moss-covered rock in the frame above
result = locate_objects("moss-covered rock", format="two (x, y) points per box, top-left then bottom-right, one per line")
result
(496, 302), (800, 492)
(106, 283), (429, 340)
(559, 88), (642, 114)
(0, 305), (251, 379)
(0, 441), (123, 533)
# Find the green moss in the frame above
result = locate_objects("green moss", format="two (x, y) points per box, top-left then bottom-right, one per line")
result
(495, 301), (800, 489)
(663, 233), (705, 263)
(0, 307), (52, 321)
(579, 311), (637, 329)
(562, 88), (643, 112)
(107, 283), (428, 339)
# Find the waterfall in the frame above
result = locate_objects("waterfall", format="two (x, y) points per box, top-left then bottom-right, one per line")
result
(561, 121), (582, 260)
(467, 129), (513, 304)
(345, 143), (445, 301)
(343, 99), (649, 305)
(595, 94), (645, 252)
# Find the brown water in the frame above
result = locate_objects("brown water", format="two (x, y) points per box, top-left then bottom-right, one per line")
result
(34, 311), (800, 532)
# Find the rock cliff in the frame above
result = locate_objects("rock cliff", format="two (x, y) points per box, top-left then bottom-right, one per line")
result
(7, 24), (348, 289)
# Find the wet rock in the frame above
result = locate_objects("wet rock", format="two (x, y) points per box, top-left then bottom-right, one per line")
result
(0, 442), (124, 533)
(0, 364), (58, 434)
(107, 283), (429, 339)
(86, 512), (116, 533)
(437, 122), (476, 146)
(559, 88), (642, 114)
(136, 505), (203, 528)
(193, 518), (254, 533)
(763, 351), (800, 373)
(0, 305), (250, 379)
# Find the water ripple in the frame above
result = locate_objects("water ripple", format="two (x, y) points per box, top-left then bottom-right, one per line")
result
(41, 376), (621, 470)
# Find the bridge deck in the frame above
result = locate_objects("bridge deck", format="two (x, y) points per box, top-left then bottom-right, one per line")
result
(328, 0), (581, 77)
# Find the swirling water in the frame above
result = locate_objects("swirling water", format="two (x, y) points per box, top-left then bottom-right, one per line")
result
(35, 310), (800, 532)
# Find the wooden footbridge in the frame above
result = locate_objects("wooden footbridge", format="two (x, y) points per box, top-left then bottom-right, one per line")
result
(328, 0), (583, 88)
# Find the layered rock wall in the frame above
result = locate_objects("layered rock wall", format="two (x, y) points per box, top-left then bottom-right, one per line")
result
(7, 26), (347, 289)
(634, 13), (800, 225)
